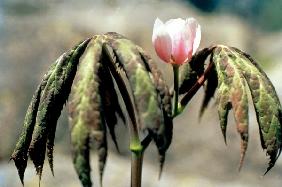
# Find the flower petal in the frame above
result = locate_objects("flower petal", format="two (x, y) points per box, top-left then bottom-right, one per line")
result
(152, 17), (201, 65)
(165, 18), (186, 40)
(170, 32), (190, 64)
(186, 18), (201, 55)
(152, 18), (172, 63)
(165, 18), (190, 64)
(152, 18), (164, 42)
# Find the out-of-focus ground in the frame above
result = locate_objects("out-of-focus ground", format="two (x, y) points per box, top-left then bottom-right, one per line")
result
(1, 0), (282, 186)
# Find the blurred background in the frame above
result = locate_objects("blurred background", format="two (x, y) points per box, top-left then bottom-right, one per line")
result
(1, 0), (282, 186)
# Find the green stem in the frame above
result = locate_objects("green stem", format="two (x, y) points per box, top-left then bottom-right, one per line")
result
(173, 65), (180, 117)
(129, 126), (143, 187)
(129, 121), (143, 187)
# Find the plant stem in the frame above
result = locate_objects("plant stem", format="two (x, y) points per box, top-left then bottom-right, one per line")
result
(180, 61), (214, 109)
(173, 65), (180, 117)
(130, 128), (143, 187)
(129, 124), (143, 187)
(131, 150), (143, 187)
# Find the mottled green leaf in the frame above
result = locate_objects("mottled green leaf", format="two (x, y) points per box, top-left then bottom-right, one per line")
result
(179, 44), (282, 173)
(102, 43), (139, 139)
(230, 46), (282, 173)
(213, 47), (249, 169)
(104, 32), (173, 176)
(212, 45), (282, 172)
(105, 33), (163, 133)
(137, 47), (173, 174)
(99, 63), (125, 152)
(27, 38), (90, 179)
(69, 36), (107, 187)
(216, 85), (231, 144)
(10, 62), (56, 184)
(10, 38), (90, 185)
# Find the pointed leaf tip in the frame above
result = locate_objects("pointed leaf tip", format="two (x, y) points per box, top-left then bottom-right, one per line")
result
(47, 146), (54, 176)
(97, 141), (108, 187)
(238, 132), (248, 171)
(222, 130), (227, 146)
(11, 156), (26, 185)
(264, 161), (275, 175)
(158, 154), (165, 180)
(217, 95), (231, 147)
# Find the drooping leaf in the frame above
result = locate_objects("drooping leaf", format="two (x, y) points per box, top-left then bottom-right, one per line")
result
(11, 38), (90, 183)
(102, 43), (139, 139)
(137, 47), (173, 175)
(211, 45), (282, 172)
(27, 38), (90, 179)
(104, 32), (173, 176)
(99, 62), (125, 152)
(47, 39), (92, 176)
(179, 44), (282, 173)
(70, 122), (91, 187)
(105, 33), (163, 132)
(228, 46), (282, 173)
(10, 63), (56, 184)
(69, 36), (107, 187)
(212, 47), (249, 169)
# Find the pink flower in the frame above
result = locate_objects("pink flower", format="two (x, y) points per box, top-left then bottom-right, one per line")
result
(152, 18), (201, 65)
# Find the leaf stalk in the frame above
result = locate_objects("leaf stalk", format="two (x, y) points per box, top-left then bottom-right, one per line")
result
(173, 65), (180, 117)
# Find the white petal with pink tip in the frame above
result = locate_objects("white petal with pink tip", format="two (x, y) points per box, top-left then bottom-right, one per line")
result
(152, 18), (172, 63)
(152, 17), (201, 65)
